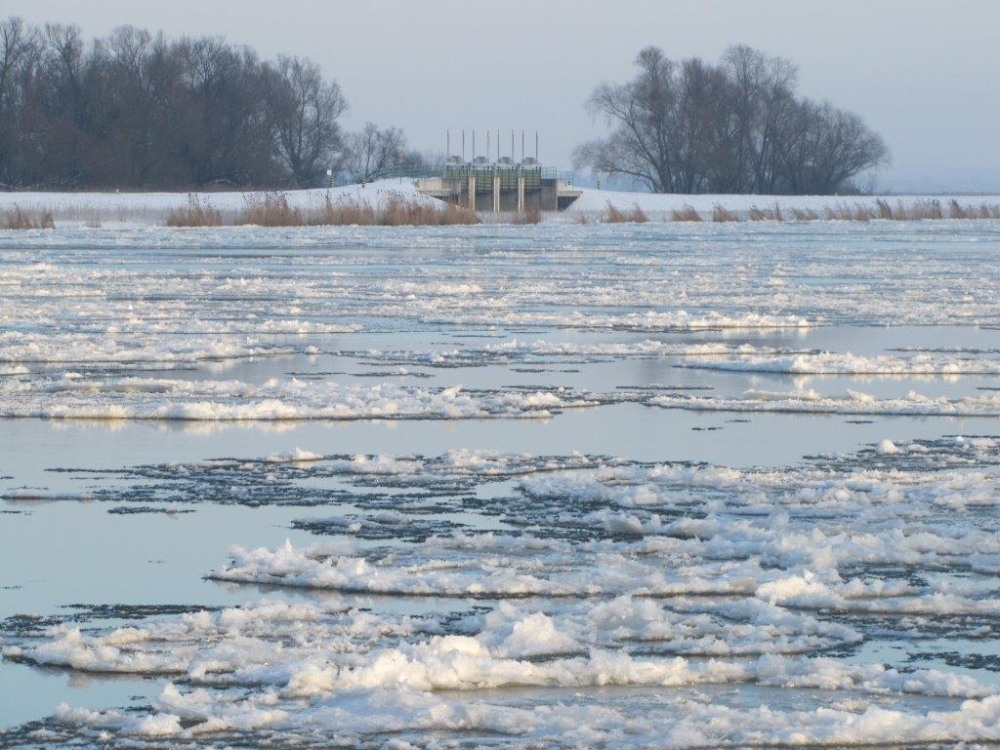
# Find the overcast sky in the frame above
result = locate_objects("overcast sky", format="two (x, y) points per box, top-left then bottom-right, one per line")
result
(6, 0), (999, 192)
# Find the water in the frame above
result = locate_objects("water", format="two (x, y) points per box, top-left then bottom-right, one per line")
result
(1, 220), (999, 748)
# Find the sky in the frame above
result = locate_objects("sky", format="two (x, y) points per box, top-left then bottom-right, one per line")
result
(5, 0), (1000, 193)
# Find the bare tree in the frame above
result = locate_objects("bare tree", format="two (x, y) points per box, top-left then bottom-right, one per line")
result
(267, 55), (347, 187)
(0, 17), (40, 185)
(176, 38), (277, 186)
(0, 18), (352, 189)
(574, 46), (681, 192)
(778, 100), (889, 195)
(575, 45), (889, 195)
(722, 44), (799, 193)
(343, 121), (406, 183)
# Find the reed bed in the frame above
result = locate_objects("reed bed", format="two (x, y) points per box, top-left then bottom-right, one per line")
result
(166, 195), (224, 227)
(604, 202), (649, 223)
(163, 193), (480, 227)
(595, 199), (1000, 224)
(2, 206), (55, 229)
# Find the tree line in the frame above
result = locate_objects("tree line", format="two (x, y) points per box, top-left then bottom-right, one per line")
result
(1, 18), (888, 195)
(0, 17), (432, 190)
(574, 45), (889, 195)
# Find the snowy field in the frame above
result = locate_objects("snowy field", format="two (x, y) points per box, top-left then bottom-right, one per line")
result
(1, 205), (999, 748)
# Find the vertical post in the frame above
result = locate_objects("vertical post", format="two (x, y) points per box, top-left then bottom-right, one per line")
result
(493, 172), (500, 214)
(468, 173), (476, 211)
(517, 174), (525, 213)
(521, 131), (525, 162)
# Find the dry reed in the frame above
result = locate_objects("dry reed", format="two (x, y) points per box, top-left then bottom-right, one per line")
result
(604, 202), (649, 223)
(310, 195), (478, 226)
(511, 207), (543, 225)
(671, 204), (702, 222)
(3, 206), (55, 229)
(712, 204), (739, 222)
(604, 203), (628, 223)
(242, 193), (303, 226)
(165, 195), (222, 227)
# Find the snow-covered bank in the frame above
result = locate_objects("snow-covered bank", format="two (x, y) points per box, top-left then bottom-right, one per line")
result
(566, 187), (1000, 222)
(0, 180), (439, 225)
(2, 179), (999, 225)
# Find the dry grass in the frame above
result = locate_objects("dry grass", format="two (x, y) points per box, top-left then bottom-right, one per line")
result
(712, 204), (739, 222)
(851, 204), (874, 222)
(948, 199), (970, 220)
(790, 207), (820, 221)
(304, 195), (479, 226)
(747, 202), (785, 221)
(604, 202), (649, 223)
(687, 198), (999, 225)
(670, 204), (702, 222)
(604, 203), (628, 223)
(810, 199), (1000, 222)
(242, 193), (303, 227)
(914, 200), (944, 220)
(511, 207), (543, 225)
(3, 206), (55, 229)
(314, 196), (479, 226)
(166, 195), (223, 227)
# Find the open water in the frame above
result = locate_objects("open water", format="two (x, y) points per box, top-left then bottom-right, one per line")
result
(1, 219), (999, 748)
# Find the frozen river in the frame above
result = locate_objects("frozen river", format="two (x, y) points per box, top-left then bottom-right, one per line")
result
(1, 219), (999, 748)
